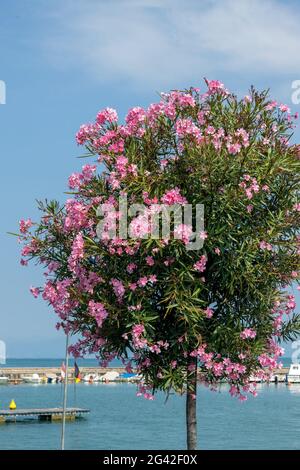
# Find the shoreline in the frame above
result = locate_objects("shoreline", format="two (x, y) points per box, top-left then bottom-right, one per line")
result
(0, 366), (290, 384)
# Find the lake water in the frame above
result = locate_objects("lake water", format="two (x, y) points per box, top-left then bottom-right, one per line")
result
(0, 358), (298, 450)
(1, 380), (300, 450)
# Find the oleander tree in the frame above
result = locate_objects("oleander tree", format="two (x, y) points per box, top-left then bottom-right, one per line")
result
(17, 80), (300, 449)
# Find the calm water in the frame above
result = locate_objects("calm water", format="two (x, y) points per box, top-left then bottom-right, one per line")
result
(0, 358), (298, 449)
(1, 381), (300, 450)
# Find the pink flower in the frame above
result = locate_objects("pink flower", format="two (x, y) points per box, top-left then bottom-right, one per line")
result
(132, 324), (147, 349)
(68, 232), (85, 272)
(204, 307), (214, 318)
(30, 286), (39, 298)
(88, 300), (108, 327)
(64, 199), (89, 232)
(174, 224), (193, 244)
(127, 263), (137, 273)
(96, 107), (118, 125)
(110, 278), (125, 300)
(193, 255), (207, 273)
(279, 104), (290, 113)
(129, 283), (137, 291)
(138, 277), (148, 287)
(265, 100), (278, 111)
(68, 173), (82, 189)
(161, 187), (187, 205)
(199, 231), (208, 240)
(293, 203), (300, 212)
(214, 247), (221, 255)
(146, 256), (154, 266)
(129, 215), (150, 238)
(259, 240), (272, 251)
(227, 142), (242, 155)
(206, 79), (228, 95)
(240, 328), (256, 340)
(19, 219), (33, 234)
(126, 107), (146, 126)
(175, 118), (201, 141)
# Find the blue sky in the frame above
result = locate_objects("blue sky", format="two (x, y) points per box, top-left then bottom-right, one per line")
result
(0, 0), (299, 357)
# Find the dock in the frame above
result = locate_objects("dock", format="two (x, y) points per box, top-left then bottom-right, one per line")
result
(0, 366), (127, 384)
(0, 407), (90, 423)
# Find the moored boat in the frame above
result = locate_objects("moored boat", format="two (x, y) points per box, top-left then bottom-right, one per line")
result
(0, 376), (9, 385)
(287, 364), (300, 384)
(22, 373), (42, 384)
(101, 370), (119, 382)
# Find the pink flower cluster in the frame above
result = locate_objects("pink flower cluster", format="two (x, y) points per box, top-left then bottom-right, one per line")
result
(206, 79), (229, 96)
(96, 107), (118, 125)
(136, 383), (154, 400)
(174, 224), (193, 245)
(68, 232), (85, 273)
(175, 118), (202, 143)
(88, 300), (108, 327)
(190, 344), (255, 401)
(239, 175), (260, 199)
(68, 164), (97, 189)
(110, 278), (125, 301)
(42, 279), (77, 319)
(131, 324), (147, 349)
(30, 286), (39, 298)
(193, 255), (207, 272)
(19, 218), (33, 234)
(64, 200), (89, 232)
(259, 240), (272, 251)
(240, 328), (257, 340)
(75, 123), (100, 145)
(160, 187), (187, 205)
(204, 307), (214, 318)
(125, 107), (146, 136)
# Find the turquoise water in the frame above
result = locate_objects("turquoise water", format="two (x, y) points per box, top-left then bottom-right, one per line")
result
(1, 381), (300, 450)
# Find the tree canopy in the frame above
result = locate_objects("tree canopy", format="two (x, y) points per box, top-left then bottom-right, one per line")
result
(18, 80), (300, 402)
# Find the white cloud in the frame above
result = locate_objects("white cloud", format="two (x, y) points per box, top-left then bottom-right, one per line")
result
(43, 0), (300, 89)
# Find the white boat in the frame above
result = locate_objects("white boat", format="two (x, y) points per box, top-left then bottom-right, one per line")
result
(22, 373), (42, 384)
(0, 376), (9, 384)
(101, 370), (119, 382)
(83, 373), (102, 383)
(287, 364), (300, 384)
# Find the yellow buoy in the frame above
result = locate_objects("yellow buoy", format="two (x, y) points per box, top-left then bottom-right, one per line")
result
(75, 378), (81, 384)
(9, 399), (16, 410)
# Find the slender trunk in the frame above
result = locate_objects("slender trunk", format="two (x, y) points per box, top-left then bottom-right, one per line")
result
(186, 360), (197, 450)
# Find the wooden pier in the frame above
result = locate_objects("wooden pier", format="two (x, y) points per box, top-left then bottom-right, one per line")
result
(0, 407), (90, 423)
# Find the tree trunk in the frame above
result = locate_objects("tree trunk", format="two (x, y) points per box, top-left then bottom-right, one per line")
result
(186, 360), (197, 450)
